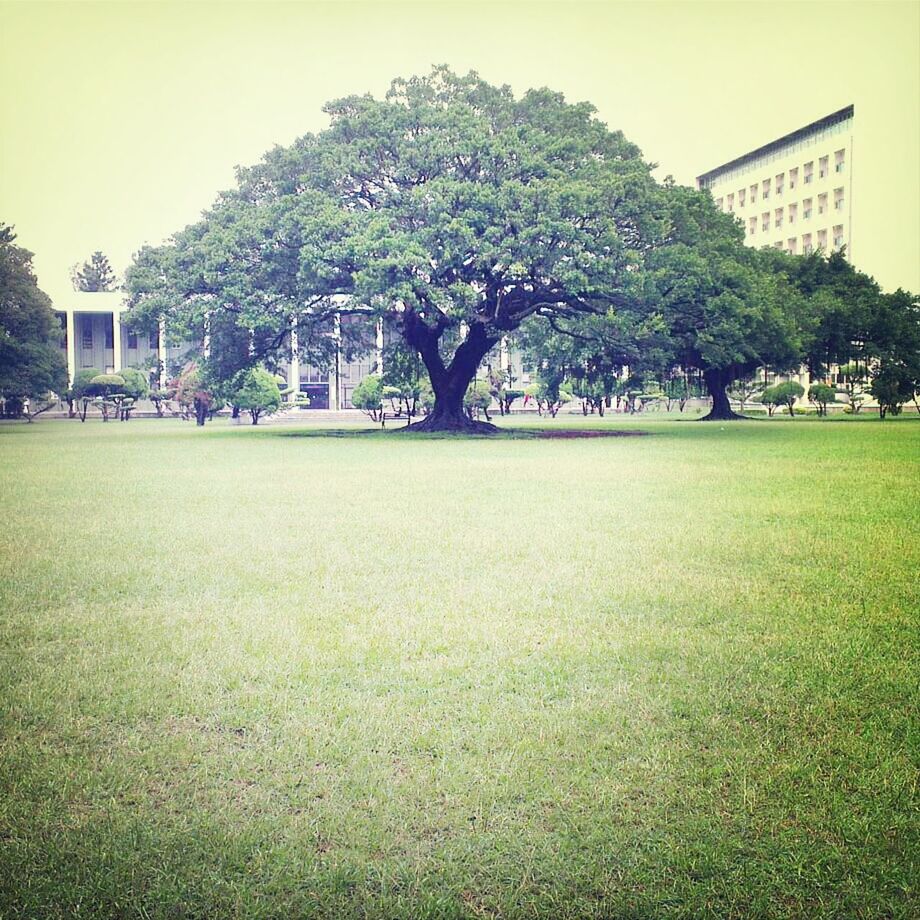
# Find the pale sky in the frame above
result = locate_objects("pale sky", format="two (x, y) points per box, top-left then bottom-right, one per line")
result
(2, 0), (918, 303)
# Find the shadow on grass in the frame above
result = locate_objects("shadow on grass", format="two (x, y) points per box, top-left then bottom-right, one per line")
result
(268, 426), (652, 441)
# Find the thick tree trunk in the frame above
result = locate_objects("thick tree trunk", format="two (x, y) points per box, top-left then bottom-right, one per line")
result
(401, 316), (499, 433)
(700, 367), (746, 421)
(194, 399), (208, 426)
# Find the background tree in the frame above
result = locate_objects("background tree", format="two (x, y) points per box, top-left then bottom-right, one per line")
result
(351, 374), (384, 422)
(232, 366), (282, 424)
(381, 339), (427, 418)
(838, 361), (867, 413)
(646, 186), (804, 420)
(71, 251), (118, 292)
(463, 380), (493, 421)
(125, 67), (668, 433)
(88, 373), (126, 422)
(174, 362), (218, 425)
(0, 225), (68, 419)
(727, 373), (763, 414)
(865, 289), (920, 418)
(772, 380), (804, 417)
(807, 382), (836, 416)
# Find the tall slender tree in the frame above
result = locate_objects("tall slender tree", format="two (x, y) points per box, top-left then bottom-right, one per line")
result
(71, 251), (119, 292)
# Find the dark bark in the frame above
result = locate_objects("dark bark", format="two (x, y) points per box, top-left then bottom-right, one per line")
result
(401, 316), (499, 433)
(194, 398), (208, 426)
(700, 367), (746, 421)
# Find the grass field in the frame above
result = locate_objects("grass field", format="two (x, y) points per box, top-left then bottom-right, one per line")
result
(1, 415), (917, 919)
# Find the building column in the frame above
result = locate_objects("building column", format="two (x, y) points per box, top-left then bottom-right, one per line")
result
(500, 336), (510, 377)
(203, 312), (211, 358)
(112, 310), (123, 372)
(288, 326), (300, 401)
(375, 318), (384, 375)
(65, 309), (76, 386)
(157, 317), (167, 388)
(329, 314), (341, 410)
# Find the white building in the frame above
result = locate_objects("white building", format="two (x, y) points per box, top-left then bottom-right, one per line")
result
(697, 105), (855, 259)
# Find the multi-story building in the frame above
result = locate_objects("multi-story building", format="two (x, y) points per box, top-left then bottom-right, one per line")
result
(697, 105), (854, 259)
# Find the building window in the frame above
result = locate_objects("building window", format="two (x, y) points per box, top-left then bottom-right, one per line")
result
(818, 229), (828, 249)
(104, 322), (113, 349)
(802, 233), (813, 254)
(748, 216), (757, 235)
(819, 155), (828, 179)
(738, 188), (746, 207)
(787, 238), (797, 254)
(835, 148), (845, 172)
(818, 193), (828, 215)
(81, 322), (93, 350)
(750, 183), (758, 203)
(727, 192), (734, 212)
(804, 161), (813, 184)
(834, 187), (845, 210)
(127, 331), (138, 349)
(762, 178), (771, 199)
(775, 173), (784, 195)
(803, 198), (813, 220)
(788, 167), (798, 191)
(149, 328), (159, 350)
(833, 225), (844, 248)
(762, 213), (770, 232)
(715, 197), (723, 210)
(774, 241), (784, 250)
(788, 203), (797, 225)
(775, 207), (783, 229)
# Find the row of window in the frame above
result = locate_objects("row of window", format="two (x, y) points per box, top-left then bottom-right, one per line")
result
(715, 149), (845, 212)
(765, 226), (846, 255)
(79, 326), (159, 351)
(744, 191), (845, 232)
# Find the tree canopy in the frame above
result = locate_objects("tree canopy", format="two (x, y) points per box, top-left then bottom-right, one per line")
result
(0, 225), (68, 417)
(71, 251), (119, 292)
(126, 67), (670, 430)
(124, 69), (918, 426)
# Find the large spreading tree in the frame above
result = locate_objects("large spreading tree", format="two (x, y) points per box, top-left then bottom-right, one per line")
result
(126, 67), (669, 431)
(0, 225), (68, 417)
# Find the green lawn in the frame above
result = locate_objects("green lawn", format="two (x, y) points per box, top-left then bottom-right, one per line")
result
(1, 416), (917, 919)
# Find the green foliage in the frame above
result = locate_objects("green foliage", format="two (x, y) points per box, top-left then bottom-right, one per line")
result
(71, 368), (104, 399)
(71, 251), (118, 292)
(807, 382), (836, 416)
(761, 380), (804, 418)
(463, 380), (493, 419)
(174, 362), (218, 425)
(89, 373), (126, 393)
(0, 224), (68, 413)
(870, 364), (913, 419)
(115, 367), (150, 401)
(351, 374), (384, 421)
(232, 366), (283, 424)
(125, 67), (668, 425)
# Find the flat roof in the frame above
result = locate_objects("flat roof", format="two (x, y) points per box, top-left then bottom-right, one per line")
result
(697, 104), (854, 187)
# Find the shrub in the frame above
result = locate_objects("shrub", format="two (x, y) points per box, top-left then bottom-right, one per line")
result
(808, 382), (836, 416)
(762, 381), (804, 418)
(352, 374), (384, 421)
(232, 366), (283, 424)
(116, 367), (150, 401)
(464, 380), (493, 420)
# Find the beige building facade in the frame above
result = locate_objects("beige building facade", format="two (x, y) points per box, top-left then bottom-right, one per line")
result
(697, 105), (854, 260)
